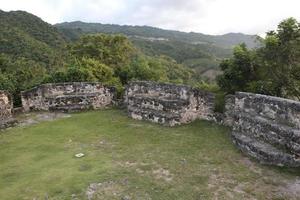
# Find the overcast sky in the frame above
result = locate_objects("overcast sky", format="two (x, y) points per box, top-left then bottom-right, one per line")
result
(1, 0), (299, 35)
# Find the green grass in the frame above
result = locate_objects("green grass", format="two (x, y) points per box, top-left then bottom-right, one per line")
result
(0, 109), (299, 200)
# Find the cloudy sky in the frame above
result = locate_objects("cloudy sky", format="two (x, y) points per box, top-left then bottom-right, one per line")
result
(1, 0), (299, 35)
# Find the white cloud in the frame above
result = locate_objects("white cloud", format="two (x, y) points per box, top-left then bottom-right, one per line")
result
(0, 0), (300, 35)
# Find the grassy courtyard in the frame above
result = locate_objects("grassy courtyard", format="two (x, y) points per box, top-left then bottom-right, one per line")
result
(0, 109), (299, 200)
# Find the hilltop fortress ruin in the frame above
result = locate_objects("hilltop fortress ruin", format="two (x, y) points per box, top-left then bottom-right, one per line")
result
(0, 81), (299, 167)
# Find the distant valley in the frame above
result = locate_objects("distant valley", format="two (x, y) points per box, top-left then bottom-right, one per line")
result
(55, 21), (259, 82)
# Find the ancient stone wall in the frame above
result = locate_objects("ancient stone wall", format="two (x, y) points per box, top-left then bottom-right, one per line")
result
(222, 94), (235, 126)
(0, 90), (15, 128)
(0, 91), (12, 120)
(229, 92), (300, 167)
(21, 82), (116, 112)
(124, 81), (215, 126)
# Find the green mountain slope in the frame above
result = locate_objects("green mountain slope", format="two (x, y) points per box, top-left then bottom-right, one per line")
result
(55, 21), (258, 49)
(0, 10), (196, 105)
(0, 10), (70, 105)
(0, 10), (259, 85)
(55, 21), (259, 82)
(0, 10), (67, 67)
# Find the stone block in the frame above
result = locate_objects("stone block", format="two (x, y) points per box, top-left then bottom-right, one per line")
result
(124, 81), (215, 126)
(21, 82), (116, 112)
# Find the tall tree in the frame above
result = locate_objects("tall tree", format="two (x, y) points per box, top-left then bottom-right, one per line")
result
(217, 43), (256, 94)
(217, 18), (300, 100)
(70, 34), (136, 68)
(259, 18), (300, 98)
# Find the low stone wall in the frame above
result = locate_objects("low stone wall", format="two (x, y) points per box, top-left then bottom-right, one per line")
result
(222, 95), (235, 126)
(124, 81), (215, 126)
(229, 92), (300, 167)
(21, 82), (116, 112)
(0, 91), (16, 128)
(8, 80), (300, 167)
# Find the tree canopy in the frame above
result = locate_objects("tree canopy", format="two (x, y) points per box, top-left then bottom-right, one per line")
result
(217, 18), (300, 100)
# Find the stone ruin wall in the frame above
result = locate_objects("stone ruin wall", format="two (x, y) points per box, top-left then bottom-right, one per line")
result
(5, 80), (300, 167)
(222, 94), (236, 127)
(124, 81), (215, 126)
(21, 82), (116, 112)
(0, 91), (12, 120)
(0, 90), (15, 128)
(225, 92), (300, 167)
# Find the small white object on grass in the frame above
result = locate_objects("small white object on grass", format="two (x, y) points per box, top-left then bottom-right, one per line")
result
(75, 153), (85, 158)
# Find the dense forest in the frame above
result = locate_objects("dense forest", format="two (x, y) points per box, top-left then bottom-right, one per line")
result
(0, 10), (299, 107)
(217, 17), (300, 101)
(55, 21), (258, 48)
(0, 10), (196, 105)
(56, 21), (258, 81)
(0, 10), (256, 106)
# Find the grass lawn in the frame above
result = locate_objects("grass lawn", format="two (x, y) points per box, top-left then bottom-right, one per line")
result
(0, 109), (299, 200)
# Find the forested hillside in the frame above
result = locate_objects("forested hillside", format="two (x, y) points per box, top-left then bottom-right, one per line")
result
(0, 10), (66, 67)
(55, 21), (257, 48)
(55, 21), (259, 81)
(0, 10), (70, 104)
(0, 10), (263, 106)
(0, 10), (194, 105)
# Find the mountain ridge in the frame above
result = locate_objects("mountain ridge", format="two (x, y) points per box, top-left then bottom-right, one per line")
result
(55, 21), (258, 49)
(56, 21), (253, 36)
(0, 10), (66, 66)
(0, 10), (260, 84)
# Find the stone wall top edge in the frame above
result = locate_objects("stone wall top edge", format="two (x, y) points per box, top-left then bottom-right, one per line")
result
(235, 92), (300, 106)
(0, 90), (10, 95)
(127, 81), (192, 89)
(127, 81), (215, 96)
(21, 82), (114, 95)
(192, 88), (215, 97)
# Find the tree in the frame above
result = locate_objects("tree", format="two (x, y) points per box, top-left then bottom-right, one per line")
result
(217, 18), (300, 100)
(79, 58), (113, 83)
(0, 56), (48, 105)
(116, 56), (160, 84)
(257, 18), (300, 98)
(69, 33), (194, 86)
(217, 44), (256, 94)
(70, 34), (136, 68)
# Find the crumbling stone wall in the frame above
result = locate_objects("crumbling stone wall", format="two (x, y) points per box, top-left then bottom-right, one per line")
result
(124, 81), (215, 126)
(0, 90), (15, 128)
(21, 82), (116, 112)
(222, 94), (235, 126)
(229, 92), (300, 167)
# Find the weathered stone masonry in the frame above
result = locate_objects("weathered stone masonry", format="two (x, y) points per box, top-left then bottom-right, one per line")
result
(228, 92), (300, 167)
(0, 90), (15, 128)
(124, 81), (215, 126)
(21, 82), (116, 112)
(5, 80), (300, 168)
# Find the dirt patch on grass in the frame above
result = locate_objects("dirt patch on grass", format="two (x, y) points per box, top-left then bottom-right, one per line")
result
(117, 161), (174, 183)
(86, 180), (126, 200)
(208, 170), (239, 200)
(207, 163), (300, 200)
(116, 158), (299, 199)
(277, 178), (300, 200)
(85, 178), (154, 200)
(17, 112), (71, 127)
(238, 157), (262, 175)
(90, 139), (115, 149)
(152, 168), (173, 182)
